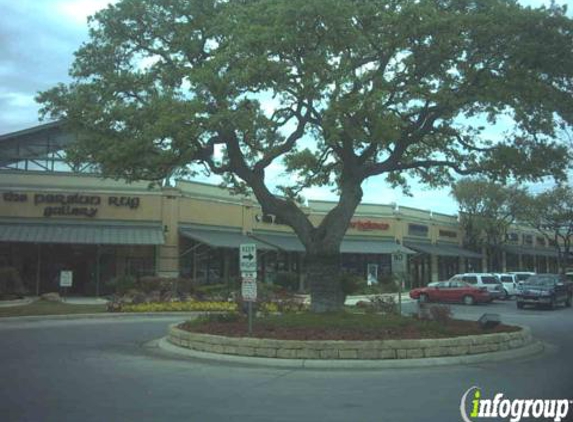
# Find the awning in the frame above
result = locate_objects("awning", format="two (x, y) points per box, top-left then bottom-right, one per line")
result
(251, 232), (305, 252)
(502, 245), (559, 258)
(341, 239), (415, 255)
(405, 241), (482, 259)
(0, 221), (164, 245)
(179, 226), (275, 250)
(252, 231), (415, 255)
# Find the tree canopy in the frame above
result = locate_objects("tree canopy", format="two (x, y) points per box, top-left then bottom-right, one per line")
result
(37, 0), (573, 310)
(517, 185), (573, 273)
(452, 177), (524, 271)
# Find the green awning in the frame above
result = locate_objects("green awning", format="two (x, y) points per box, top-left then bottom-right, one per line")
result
(0, 221), (164, 245)
(253, 231), (415, 255)
(405, 241), (482, 259)
(502, 245), (559, 258)
(341, 239), (415, 255)
(179, 226), (275, 250)
(251, 232), (305, 252)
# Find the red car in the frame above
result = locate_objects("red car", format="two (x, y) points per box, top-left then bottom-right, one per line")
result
(409, 280), (491, 305)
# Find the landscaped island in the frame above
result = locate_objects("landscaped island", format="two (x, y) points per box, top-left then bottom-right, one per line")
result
(169, 313), (532, 360)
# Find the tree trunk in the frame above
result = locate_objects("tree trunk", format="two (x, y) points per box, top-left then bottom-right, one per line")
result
(306, 253), (344, 313)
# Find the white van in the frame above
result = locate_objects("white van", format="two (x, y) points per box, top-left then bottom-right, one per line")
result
(495, 273), (519, 299)
(448, 273), (504, 300)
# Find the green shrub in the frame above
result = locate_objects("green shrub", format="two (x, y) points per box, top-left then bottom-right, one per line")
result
(274, 272), (299, 292)
(338, 273), (365, 296)
(0, 267), (26, 298)
(105, 275), (136, 295)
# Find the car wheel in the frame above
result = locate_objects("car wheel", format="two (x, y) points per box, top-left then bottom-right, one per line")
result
(566, 294), (572, 308)
(463, 295), (475, 306)
(517, 301), (524, 309)
(419, 293), (429, 303)
(548, 296), (556, 310)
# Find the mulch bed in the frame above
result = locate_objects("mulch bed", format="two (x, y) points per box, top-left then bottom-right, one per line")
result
(179, 318), (520, 341)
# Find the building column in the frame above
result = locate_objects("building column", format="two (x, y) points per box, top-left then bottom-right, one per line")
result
(430, 254), (439, 282)
(157, 188), (181, 278)
(481, 246), (488, 272)
(459, 257), (466, 273)
(502, 251), (507, 273)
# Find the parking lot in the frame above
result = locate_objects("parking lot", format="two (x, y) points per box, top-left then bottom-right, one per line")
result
(0, 296), (571, 422)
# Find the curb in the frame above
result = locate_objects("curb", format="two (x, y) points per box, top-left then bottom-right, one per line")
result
(157, 337), (545, 369)
(0, 312), (200, 323)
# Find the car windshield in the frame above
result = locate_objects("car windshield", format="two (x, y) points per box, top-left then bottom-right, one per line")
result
(500, 276), (513, 283)
(524, 275), (558, 286)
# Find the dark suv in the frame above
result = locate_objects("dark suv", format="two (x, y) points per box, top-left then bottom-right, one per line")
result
(516, 274), (573, 310)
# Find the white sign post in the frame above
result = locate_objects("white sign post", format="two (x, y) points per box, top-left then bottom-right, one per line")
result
(240, 244), (257, 335)
(59, 270), (73, 301)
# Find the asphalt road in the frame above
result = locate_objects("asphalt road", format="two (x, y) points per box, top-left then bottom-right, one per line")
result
(0, 300), (571, 422)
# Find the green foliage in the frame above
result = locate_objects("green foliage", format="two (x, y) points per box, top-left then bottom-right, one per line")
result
(274, 272), (299, 292)
(37, 0), (573, 191)
(338, 273), (364, 296)
(0, 267), (26, 298)
(36, 0), (573, 310)
(517, 185), (573, 273)
(105, 275), (136, 295)
(452, 177), (525, 270)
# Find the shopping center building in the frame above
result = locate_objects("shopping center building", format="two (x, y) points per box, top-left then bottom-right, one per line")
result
(0, 122), (559, 295)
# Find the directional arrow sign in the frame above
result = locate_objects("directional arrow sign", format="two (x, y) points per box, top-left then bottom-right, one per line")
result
(240, 244), (257, 272)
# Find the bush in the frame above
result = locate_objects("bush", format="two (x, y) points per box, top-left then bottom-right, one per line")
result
(338, 273), (365, 296)
(105, 275), (136, 295)
(0, 267), (26, 298)
(428, 304), (453, 325)
(274, 272), (299, 292)
(364, 295), (398, 315)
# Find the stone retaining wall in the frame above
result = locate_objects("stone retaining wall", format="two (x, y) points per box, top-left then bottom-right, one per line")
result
(168, 325), (532, 360)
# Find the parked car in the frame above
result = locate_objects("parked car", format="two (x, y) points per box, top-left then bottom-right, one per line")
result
(508, 271), (535, 284)
(409, 280), (491, 305)
(448, 273), (505, 300)
(494, 273), (519, 299)
(516, 273), (573, 310)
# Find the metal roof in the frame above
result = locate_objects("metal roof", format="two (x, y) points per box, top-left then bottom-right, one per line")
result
(0, 221), (164, 245)
(405, 241), (482, 259)
(179, 226), (275, 250)
(0, 121), (75, 168)
(251, 231), (415, 255)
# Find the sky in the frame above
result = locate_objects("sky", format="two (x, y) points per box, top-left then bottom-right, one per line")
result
(0, 0), (569, 216)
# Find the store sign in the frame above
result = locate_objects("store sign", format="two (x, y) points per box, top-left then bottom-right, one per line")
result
(349, 220), (390, 231)
(59, 271), (73, 287)
(2, 192), (140, 218)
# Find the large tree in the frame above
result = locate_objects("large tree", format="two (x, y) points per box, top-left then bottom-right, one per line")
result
(517, 186), (573, 273)
(37, 0), (573, 311)
(452, 178), (524, 271)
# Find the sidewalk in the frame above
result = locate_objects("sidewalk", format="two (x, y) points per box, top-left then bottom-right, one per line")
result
(0, 296), (109, 307)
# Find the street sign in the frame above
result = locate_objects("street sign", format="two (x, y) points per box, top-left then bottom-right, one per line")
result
(59, 271), (73, 287)
(240, 243), (257, 272)
(241, 277), (257, 302)
(392, 252), (406, 274)
(241, 271), (257, 280)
